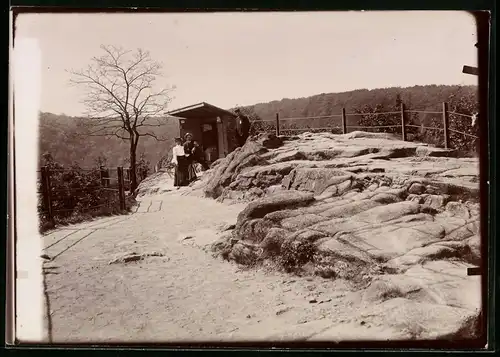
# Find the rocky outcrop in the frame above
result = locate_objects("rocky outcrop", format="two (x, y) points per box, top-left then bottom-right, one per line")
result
(219, 183), (479, 273)
(135, 131), (481, 340)
(203, 133), (284, 199)
(189, 131), (478, 204)
(197, 131), (481, 341)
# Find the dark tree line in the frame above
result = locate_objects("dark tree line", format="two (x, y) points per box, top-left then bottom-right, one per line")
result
(242, 84), (477, 123)
(239, 86), (479, 153)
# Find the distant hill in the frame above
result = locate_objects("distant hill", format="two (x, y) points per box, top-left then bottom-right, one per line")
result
(39, 84), (477, 168)
(240, 84), (477, 125)
(39, 112), (179, 169)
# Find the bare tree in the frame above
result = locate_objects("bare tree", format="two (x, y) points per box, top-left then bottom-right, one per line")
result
(69, 45), (175, 192)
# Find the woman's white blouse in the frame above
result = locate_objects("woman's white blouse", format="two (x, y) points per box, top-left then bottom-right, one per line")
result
(171, 145), (186, 164)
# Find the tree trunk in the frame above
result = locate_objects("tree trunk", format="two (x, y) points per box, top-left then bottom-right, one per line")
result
(129, 138), (138, 193)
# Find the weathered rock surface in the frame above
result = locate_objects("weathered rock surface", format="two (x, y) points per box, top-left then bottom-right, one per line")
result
(194, 131), (481, 341)
(138, 131), (481, 341)
(186, 132), (478, 203)
(202, 133), (284, 199)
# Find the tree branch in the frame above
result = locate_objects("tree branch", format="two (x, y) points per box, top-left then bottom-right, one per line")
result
(138, 132), (169, 141)
(68, 45), (175, 146)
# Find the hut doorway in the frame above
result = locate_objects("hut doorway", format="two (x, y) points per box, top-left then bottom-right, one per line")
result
(201, 122), (219, 163)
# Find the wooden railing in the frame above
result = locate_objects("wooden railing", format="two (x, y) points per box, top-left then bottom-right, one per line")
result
(252, 101), (479, 150)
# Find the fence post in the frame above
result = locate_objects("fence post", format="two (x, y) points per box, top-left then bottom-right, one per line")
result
(400, 103), (407, 141)
(442, 102), (450, 149)
(100, 166), (104, 186)
(124, 168), (130, 190)
(341, 108), (347, 134)
(40, 166), (54, 226)
(275, 112), (280, 136)
(117, 167), (125, 211)
(100, 166), (110, 188)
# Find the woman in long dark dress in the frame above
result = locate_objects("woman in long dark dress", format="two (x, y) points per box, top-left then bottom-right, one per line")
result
(171, 138), (188, 188)
(183, 133), (198, 183)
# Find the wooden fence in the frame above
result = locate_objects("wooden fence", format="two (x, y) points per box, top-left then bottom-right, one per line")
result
(255, 102), (478, 149)
(38, 166), (132, 226)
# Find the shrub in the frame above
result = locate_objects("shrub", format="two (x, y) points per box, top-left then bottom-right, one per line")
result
(356, 103), (401, 135)
(38, 152), (133, 232)
(447, 89), (479, 153)
(278, 239), (316, 273)
(355, 90), (479, 154)
(124, 152), (151, 183)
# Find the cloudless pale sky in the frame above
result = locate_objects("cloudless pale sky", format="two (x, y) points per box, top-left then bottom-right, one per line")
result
(15, 11), (478, 116)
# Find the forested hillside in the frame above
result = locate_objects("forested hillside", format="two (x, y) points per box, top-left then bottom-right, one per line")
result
(39, 113), (179, 168)
(244, 84), (477, 121)
(39, 84), (478, 169)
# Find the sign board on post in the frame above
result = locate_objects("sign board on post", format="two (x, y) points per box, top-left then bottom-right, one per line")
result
(462, 65), (479, 76)
(467, 267), (481, 276)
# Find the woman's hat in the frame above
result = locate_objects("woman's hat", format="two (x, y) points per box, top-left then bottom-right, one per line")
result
(184, 132), (193, 139)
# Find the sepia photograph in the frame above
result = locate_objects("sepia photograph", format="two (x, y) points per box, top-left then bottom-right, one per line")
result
(9, 10), (489, 348)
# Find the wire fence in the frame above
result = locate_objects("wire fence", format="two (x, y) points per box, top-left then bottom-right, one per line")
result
(250, 101), (479, 151)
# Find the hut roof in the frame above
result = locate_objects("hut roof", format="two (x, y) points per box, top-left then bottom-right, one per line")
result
(167, 102), (236, 119)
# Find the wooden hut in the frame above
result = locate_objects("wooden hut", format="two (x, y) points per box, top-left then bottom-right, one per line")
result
(168, 102), (238, 163)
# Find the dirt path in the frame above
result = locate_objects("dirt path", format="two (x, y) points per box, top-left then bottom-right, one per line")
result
(42, 193), (360, 344)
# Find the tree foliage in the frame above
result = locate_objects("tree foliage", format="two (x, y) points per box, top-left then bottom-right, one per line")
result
(351, 90), (478, 152)
(447, 87), (480, 152)
(124, 152), (151, 182)
(242, 85), (477, 124)
(355, 102), (400, 135)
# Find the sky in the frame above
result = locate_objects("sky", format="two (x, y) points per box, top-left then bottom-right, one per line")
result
(14, 11), (478, 117)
